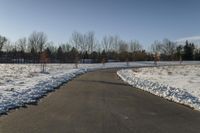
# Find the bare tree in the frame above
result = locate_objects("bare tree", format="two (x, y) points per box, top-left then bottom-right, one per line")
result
(46, 41), (57, 53)
(3, 40), (14, 52)
(70, 31), (96, 54)
(151, 39), (177, 61)
(102, 36), (109, 52)
(129, 40), (142, 52)
(70, 31), (84, 52)
(102, 35), (114, 52)
(118, 40), (129, 53)
(28, 31), (47, 53)
(101, 35), (120, 52)
(161, 39), (176, 58)
(61, 43), (72, 53)
(86, 31), (95, 53)
(70, 31), (79, 50)
(151, 39), (176, 60)
(0, 35), (7, 52)
(93, 39), (99, 52)
(107, 36), (114, 51)
(118, 40), (129, 65)
(151, 40), (162, 53)
(16, 37), (27, 52)
(112, 35), (120, 51)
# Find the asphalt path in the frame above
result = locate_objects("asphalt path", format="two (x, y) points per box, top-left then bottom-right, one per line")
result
(0, 69), (200, 133)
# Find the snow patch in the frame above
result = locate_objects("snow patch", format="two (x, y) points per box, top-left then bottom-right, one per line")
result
(117, 68), (200, 111)
(1, 61), (200, 114)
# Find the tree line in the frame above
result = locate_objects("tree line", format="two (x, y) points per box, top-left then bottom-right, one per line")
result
(0, 31), (199, 63)
(151, 39), (200, 61)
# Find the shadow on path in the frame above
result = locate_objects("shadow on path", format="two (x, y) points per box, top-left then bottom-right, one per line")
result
(76, 79), (130, 87)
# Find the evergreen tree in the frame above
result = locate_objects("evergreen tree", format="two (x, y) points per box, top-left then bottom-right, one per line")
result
(57, 46), (64, 63)
(69, 47), (79, 63)
(183, 40), (195, 60)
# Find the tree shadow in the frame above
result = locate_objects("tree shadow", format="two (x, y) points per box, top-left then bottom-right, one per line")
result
(76, 79), (129, 87)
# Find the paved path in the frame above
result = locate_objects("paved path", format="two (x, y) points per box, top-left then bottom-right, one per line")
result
(1, 69), (200, 133)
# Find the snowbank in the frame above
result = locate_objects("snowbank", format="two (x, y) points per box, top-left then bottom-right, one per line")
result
(117, 66), (200, 111)
(0, 62), (151, 114)
(1, 61), (200, 114)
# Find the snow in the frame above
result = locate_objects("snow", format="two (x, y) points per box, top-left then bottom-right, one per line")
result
(0, 62), (152, 114)
(1, 61), (200, 114)
(117, 64), (200, 111)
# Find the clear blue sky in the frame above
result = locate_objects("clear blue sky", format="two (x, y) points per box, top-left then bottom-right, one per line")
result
(1, 0), (200, 48)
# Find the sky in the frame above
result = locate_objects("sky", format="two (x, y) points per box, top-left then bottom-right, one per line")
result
(1, 0), (200, 49)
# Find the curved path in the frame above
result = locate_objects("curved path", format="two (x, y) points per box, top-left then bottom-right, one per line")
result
(0, 69), (200, 133)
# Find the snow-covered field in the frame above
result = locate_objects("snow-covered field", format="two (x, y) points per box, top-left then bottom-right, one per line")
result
(1, 61), (200, 114)
(0, 62), (153, 114)
(117, 64), (200, 111)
